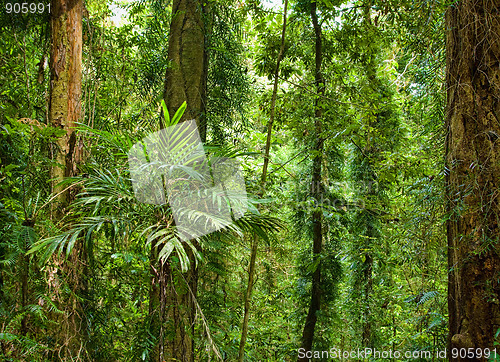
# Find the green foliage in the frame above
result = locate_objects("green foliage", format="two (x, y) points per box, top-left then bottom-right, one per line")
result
(205, 2), (252, 144)
(0, 0), (454, 359)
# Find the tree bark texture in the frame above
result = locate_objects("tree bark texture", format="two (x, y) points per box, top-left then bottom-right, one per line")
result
(149, 250), (198, 362)
(152, 1), (209, 360)
(163, 0), (208, 142)
(47, 0), (86, 359)
(298, 1), (324, 359)
(446, 1), (500, 359)
(49, 0), (83, 214)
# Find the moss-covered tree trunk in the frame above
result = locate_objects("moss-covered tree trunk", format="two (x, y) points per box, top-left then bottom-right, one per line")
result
(148, 1), (208, 361)
(48, 0), (85, 359)
(49, 0), (82, 210)
(163, 0), (208, 142)
(298, 1), (324, 358)
(446, 1), (500, 359)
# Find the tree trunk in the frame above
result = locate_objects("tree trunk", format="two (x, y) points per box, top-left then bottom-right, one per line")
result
(446, 1), (500, 359)
(238, 1), (288, 360)
(298, 1), (324, 358)
(49, 0), (82, 212)
(163, 0), (208, 141)
(237, 235), (258, 362)
(164, 262), (198, 362)
(151, 1), (209, 360)
(48, 0), (85, 358)
(149, 251), (198, 362)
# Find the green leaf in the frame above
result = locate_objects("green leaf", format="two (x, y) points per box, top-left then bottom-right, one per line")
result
(161, 99), (170, 126)
(171, 101), (187, 126)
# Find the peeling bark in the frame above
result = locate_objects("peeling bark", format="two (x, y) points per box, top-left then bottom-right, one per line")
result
(47, 0), (85, 359)
(49, 0), (83, 214)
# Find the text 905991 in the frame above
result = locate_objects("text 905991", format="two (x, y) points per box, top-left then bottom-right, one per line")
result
(5, 3), (51, 14)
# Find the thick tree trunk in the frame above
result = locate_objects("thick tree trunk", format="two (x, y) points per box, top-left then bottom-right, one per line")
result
(164, 264), (198, 361)
(446, 1), (500, 359)
(298, 2), (324, 358)
(163, 0), (208, 141)
(152, 1), (208, 360)
(149, 251), (198, 362)
(49, 0), (82, 212)
(48, 0), (85, 359)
